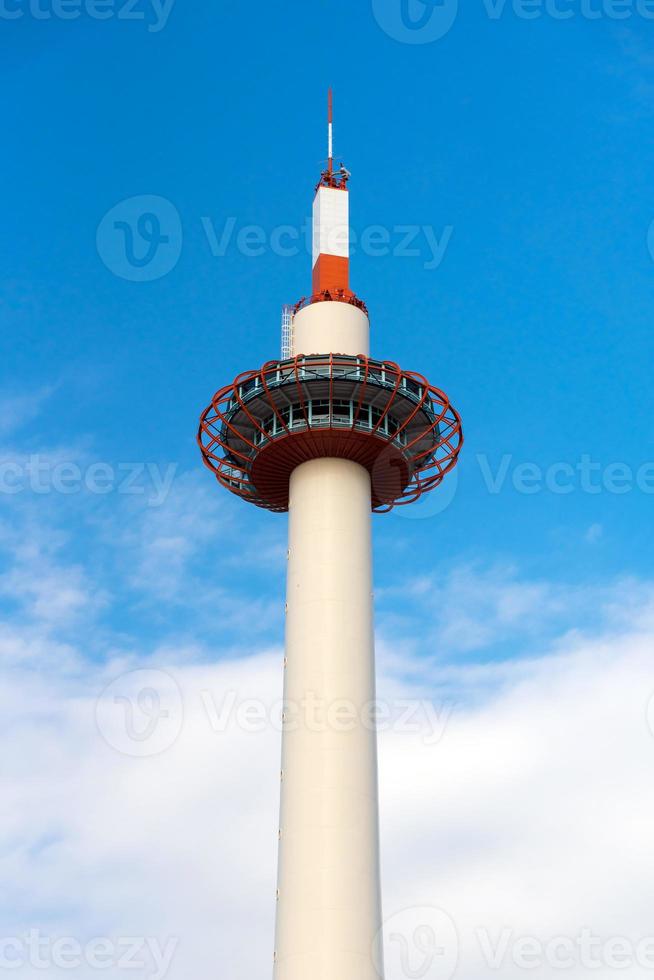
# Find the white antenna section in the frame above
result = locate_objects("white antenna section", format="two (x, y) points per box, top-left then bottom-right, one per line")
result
(281, 304), (294, 359)
(328, 87), (334, 175)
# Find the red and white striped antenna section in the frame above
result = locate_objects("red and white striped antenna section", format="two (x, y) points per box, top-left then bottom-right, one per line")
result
(312, 88), (351, 297)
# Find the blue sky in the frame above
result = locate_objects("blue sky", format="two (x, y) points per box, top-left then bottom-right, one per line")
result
(3, 1), (653, 634)
(2, 4), (654, 977)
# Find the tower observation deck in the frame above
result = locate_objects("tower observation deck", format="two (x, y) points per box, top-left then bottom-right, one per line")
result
(198, 91), (463, 980)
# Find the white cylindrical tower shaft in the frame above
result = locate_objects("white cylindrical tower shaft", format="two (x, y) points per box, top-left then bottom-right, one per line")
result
(273, 301), (384, 980)
(293, 301), (369, 358)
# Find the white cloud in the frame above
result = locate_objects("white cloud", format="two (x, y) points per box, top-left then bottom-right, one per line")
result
(2, 401), (653, 979)
(585, 523), (603, 544)
(1, 592), (654, 979)
(379, 563), (654, 670)
(0, 386), (56, 438)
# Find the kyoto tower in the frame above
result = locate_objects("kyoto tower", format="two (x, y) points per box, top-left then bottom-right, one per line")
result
(198, 91), (463, 980)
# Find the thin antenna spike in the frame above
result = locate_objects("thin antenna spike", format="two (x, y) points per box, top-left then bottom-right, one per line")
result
(327, 87), (333, 176)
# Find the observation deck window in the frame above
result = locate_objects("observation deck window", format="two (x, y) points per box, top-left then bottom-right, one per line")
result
(240, 377), (260, 397)
(402, 377), (422, 398)
(243, 398), (409, 449)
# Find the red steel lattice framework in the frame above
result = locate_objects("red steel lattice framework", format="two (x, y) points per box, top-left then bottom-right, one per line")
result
(198, 353), (463, 513)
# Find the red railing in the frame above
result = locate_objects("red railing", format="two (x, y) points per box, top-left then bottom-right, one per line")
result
(198, 354), (463, 513)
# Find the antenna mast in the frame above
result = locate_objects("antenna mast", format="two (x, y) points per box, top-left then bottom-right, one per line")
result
(318, 88), (348, 191)
(328, 87), (333, 178)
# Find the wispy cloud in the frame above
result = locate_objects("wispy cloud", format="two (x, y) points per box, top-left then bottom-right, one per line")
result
(377, 561), (654, 665)
(605, 25), (654, 117)
(0, 385), (57, 438)
(2, 388), (653, 979)
(1, 585), (654, 977)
